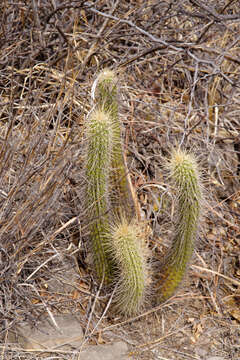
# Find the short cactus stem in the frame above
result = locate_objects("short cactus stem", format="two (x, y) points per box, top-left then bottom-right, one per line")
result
(85, 109), (114, 283)
(157, 149), (202, 302)
(110, 219), (149, 316)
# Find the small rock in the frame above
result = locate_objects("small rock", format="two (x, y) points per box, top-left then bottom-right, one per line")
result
(10, 313), (83, 350)
(79, 341), (129, 360)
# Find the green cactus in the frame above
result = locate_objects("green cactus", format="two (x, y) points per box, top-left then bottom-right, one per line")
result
(85, 109), (114, 283)
(110, 219), (149, 316)
(92, 69), (135, 220)
(84, 70), (203, 315)
(84, 70), (148, 313)
(156, 149), (202, 302)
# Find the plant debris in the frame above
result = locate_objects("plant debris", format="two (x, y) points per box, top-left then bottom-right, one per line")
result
(0, 1), (240, 359)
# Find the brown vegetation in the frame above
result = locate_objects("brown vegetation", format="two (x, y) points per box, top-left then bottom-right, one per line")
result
(0, 1), (239, 359)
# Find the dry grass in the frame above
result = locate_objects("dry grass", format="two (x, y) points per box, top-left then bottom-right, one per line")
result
(0, 1), (240, 359)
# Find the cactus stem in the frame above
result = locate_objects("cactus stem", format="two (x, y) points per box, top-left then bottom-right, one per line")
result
(92, 69), (135, 220)
(85, 109), (114, 283)
(156, 149), (202, 302)
(110, 218), (149, 316)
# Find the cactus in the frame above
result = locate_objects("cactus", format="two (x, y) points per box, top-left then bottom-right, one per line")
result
(156, 149), (202, 302)
(85, 109), (114, 283)
(110, 218), (149, 316)
(92, 69), (135, 220)
(85, 70), (148, 313)
(84, 70), (203, 315)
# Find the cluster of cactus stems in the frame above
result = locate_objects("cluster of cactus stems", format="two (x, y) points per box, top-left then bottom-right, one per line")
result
(84, 69), (202, 315)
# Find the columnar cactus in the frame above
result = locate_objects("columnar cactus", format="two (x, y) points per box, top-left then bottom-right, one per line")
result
(86, 70), (148, 313)
(84, 69), (203, 315)
(85, 109), (114, 283)
(92, 69), (135, 220)
(156, 149), (202, 301)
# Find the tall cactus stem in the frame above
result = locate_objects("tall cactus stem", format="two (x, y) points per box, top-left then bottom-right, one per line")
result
(85, 109), (114, 283)
(156, 149), (202, 302)
(92, 69), (135, 219)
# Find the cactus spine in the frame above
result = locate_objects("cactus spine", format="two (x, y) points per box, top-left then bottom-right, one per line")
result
(156, 149), (202, 301)
(85, 109), (114, 282)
